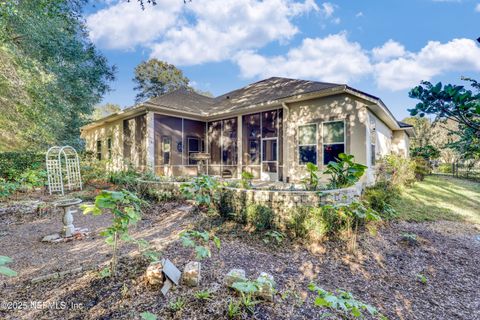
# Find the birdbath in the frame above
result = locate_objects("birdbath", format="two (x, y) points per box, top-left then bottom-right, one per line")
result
(190, 153), (210, 176)
(55, 198), (82, 237)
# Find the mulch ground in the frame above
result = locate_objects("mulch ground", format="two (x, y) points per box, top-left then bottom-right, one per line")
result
(1, 195), (479, 320)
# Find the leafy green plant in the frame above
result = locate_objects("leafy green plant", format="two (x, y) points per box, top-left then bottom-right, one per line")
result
(308, 283), (387, 319)
(400, 232), (418, 246)
(98, 266), (111, 279)
(231, 281), (261, 315)
(82, 190), (143, 275)
(240, 171), (254, 189)
(109, 166), (141, 190)
(246, 204), (274, 231)
(302, 162), (320, 191)
(168, 297), (186, 312)
(375, 154), (416, 188)
(140, 311), (157, 320)
(15, 168), (47, 190)
(0, 255), (17, 277)
(0, 178), (19, 199)
(180, 175), (220, 208)
(324, 153), (367, 189)
(180, 230), (221, 260)
(362, 182), (398, 219)
(194, 290), (213, 301)
(416, 273), (428, 284)
(227, 299), (242, 318)
(263, 230), (285, 245)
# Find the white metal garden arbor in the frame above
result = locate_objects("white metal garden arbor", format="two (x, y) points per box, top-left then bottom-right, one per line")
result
(46, 146), (82, 195)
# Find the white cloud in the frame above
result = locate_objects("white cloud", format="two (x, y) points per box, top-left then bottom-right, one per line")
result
(235, 33), (372, 83)
(374, 38), (480, 90)
(355, 11), (363, 18)
(372, 40), (406, 61)
(149, 0), (318, 65)
(88, 0), (319, 64)
(321, 2), (335, 17)
(235, 34), (480, 91)
(86, 0), (183, 50)
(475, 3), (480, 12)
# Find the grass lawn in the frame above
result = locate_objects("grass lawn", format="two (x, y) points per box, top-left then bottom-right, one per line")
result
(392, 174), (480, 224)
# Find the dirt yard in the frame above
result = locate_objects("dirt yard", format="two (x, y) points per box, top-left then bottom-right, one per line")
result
(1, 195), (480, 320)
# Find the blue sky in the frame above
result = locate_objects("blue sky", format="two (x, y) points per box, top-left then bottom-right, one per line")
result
(85, 0), (480, 120)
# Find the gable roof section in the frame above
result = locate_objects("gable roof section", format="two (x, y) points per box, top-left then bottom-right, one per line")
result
(82, 77), (408, 132)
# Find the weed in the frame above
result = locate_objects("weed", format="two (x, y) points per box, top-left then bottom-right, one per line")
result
(168, 297), (186, 312)
(180, 230), (221, 260)
(416, 273), (428, 284)
(194, 290), (213, 301)
(263, 230), (285, 245)
(0, 255), (16, 277)
(140, 311), (157, 320)
(227, 299), (242, 318)
(308, 283), (387, 319)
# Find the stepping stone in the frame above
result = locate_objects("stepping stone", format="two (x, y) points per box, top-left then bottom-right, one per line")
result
(225, 268), (247, 287)
(182, 261), (201, 287)
(256, 272), (276, 301)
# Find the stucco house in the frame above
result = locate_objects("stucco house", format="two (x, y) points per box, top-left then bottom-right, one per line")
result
(81, 77), (413, 183)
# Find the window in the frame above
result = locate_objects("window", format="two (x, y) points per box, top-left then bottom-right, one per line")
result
(96, 140), (102, 160)
(107, 138), (112, 159)
(162, 136), (171, 165)
(323, 121), (345, 165)
(298, 124), (317, 165)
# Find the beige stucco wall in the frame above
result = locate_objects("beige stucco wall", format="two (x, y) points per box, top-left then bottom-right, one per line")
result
(284, 93), (369, 182)
(392, 130), (410, 157)
(368, 111), (392, 158)
(81, 119), (124, 170)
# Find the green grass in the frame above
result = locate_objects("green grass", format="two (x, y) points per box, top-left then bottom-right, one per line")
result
(392, 175), (480, 224)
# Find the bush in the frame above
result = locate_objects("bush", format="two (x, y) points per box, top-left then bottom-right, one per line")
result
(438, 163), (453, 173)
(362, 182), (398, 219)
(0, 152), (44, 180)
(0, 178), (19, 199)
(375, 154), (416, 188)
(246, 204), (274, 231)
(413, 157), (430, 181)
(285, 206), (326, 240)
(180, 175), (220, 208)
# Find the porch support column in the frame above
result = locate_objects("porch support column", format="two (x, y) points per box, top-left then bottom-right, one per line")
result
(145, 111), (155, 172)
(237, 115), (243, 179)
(282, 103), (290, 182)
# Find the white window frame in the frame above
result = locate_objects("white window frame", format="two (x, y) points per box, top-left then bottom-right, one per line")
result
(298, 123), (318, 165)
(321, 120), (346, 166)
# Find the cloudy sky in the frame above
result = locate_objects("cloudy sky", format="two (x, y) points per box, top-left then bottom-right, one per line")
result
(85, 0), (480, 119)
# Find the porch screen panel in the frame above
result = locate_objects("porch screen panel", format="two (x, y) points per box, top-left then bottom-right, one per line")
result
(222, 117), (237, 166)
(154, 114), (183, 167)
(262, 110), (278, 138)
(242, 113), (260, 165)
(208, 121), (222, 165)
(184, 119), (206, 165)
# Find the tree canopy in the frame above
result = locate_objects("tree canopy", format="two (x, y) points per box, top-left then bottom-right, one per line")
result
(133, 59), (190, 103)
(408, 78), (480, 160)
(0, 0), (114, 151)
(92, 103), (122, 120)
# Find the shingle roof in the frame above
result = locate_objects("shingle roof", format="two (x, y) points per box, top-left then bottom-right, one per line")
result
(146, 77), (342, 116)
(147, 88), (215, 115)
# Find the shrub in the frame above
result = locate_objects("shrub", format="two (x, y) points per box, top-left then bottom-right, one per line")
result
(324, 153), (367, 189)
(413, 157), (430, 181)
(109, 167), (141, 190)
(285, 206), (325, 240)
(246, 204), (274, 231)
(240, 171), (254, 189)
(411, 145), (440, 161)
(16, 168), (47, 190)
(0, 152), (44, 180)
(362, 182), (398, 219)
(438, 163), (453, 173)
(180, 175), (220, 208)
(0, 178), (19, 199)
(375, 154), (416, 188)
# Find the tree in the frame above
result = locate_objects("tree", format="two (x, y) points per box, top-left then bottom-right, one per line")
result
(408, 78), (480, 160)
(133, 59), (190, 103)
(92, 103), (122, 120)
(0, 0), (114, 150)
(408, 79), (479, 132)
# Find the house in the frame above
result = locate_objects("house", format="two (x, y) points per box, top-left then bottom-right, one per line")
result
(81, 77), (413, 183)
